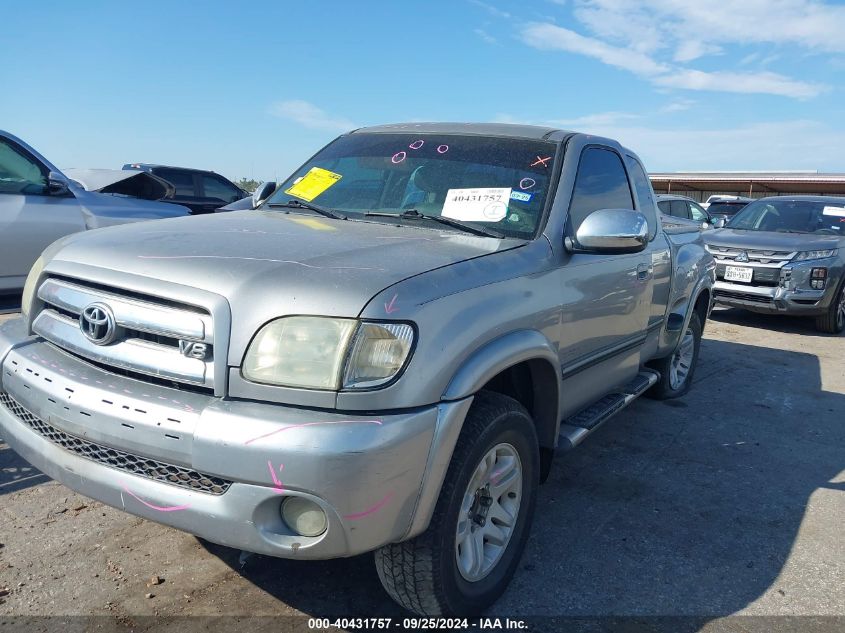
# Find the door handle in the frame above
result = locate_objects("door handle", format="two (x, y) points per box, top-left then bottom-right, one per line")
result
(637, 263), (650, 281)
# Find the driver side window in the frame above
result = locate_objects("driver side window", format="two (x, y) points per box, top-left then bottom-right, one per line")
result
(0, 139), (47, 195)
(568, 147), (633, 234)
(689, 202), (708, 222)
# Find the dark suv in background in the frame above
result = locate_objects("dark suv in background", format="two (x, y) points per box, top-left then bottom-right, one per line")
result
(705, 195), (754, 222)
(122, 164), (248, 214)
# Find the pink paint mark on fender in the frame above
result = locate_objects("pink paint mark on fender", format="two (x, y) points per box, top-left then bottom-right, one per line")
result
(384, 294), (399, 314)
(344, 492), (393, 520)
(122, 486), (190, 512)
(244, 419), (383, 446)
(267, 461), (285, 494)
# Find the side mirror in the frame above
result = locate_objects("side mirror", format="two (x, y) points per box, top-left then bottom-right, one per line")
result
(565, 208), (648, 254)
(713, 217), (726, 229)
(47, 171), (70, 196)
(251, 181), (277, 209)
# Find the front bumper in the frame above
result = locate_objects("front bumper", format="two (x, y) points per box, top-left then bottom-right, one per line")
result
(713, 281), (833, 315)
(0, 319), (471, 559)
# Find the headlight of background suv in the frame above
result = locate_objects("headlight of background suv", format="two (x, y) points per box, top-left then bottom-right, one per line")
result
(793, 249), (837, 262)
(242, 317), (415, 390)
(20, 254), (46, 323)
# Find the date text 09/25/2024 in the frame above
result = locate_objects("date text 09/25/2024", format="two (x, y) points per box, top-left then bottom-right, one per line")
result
(308, 617), (529, 630)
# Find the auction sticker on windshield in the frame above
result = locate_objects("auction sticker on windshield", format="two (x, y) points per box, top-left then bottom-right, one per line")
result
(442, 187), (511, 222)
(724, 265), (753, 283)
(823, 206), (845, 217)
(284, 167), (342, 202)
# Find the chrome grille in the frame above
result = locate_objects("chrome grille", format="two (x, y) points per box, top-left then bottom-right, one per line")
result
(705, 245), (795, 266)
(33, 278), (214, 390)
(0, 391), (231, 495)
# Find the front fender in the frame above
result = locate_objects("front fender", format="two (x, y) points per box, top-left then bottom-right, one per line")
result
(442, 329), (560, 401)
(659, 249), (715, 356)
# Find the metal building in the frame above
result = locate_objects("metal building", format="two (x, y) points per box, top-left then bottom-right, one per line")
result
(649, 172), (845, 202)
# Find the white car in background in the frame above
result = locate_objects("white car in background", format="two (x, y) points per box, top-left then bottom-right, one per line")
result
(0, 130), (190, 295)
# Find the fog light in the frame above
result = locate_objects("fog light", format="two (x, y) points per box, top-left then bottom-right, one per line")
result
(281, 497), (328, 537)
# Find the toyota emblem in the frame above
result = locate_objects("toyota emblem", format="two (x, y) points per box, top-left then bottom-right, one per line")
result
(79, 302), (117, 345)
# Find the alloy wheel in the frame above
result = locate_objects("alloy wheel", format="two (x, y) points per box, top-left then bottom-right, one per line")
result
(669, 327), (695, 390)
(455, 443), (522, 582)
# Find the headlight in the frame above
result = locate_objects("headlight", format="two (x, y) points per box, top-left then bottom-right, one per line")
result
(243, 316), (357, 389)
(21, 254), (46, 323)
(242, 317), (415, 390)
(793, 249), (837, 262)
(342, 322), (415, 389)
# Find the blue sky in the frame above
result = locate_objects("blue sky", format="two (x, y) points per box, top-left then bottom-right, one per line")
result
(3, 0), (845, 182)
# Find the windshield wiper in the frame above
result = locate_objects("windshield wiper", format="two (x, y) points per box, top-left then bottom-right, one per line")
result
(268, 199), (347, 220)
(364, 209), (504, 238)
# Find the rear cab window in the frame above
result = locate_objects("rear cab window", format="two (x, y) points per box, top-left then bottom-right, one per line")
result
(625, 156), (658, 239)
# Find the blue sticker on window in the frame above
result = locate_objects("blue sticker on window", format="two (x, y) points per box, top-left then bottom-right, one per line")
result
(510, 191), (532, 203)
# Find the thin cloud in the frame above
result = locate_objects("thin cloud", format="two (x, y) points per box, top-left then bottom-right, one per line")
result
(574, 0), (845, 60)
(521, 23), (668, 76)
(519, 21), (826, 99)
(467, 0), (511, 19)
(550, 111), (641, 127)
(659, 98), (696, 113)
(269, 100), (356, 132)
(474, 28), (498, 44)
(653, 69), (826, 100)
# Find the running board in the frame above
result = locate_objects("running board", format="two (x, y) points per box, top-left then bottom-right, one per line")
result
(558, 370), (660, 451)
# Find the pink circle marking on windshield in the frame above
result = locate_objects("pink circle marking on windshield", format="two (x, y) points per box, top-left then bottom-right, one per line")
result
(437, 145), (449, 154)
(519, 178), (536, 190)
(409, 140), (424, 150)
(391, 151), (407, 164)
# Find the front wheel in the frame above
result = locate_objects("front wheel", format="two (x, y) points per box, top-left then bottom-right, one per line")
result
(646, 311), (703, 400)
(375, 392), (539, 616)
(814, 281), (845, 334)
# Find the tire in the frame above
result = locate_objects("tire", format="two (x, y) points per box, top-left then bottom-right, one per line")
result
(375, 391), (539, 616)
(814, 280), (845, 334)
(646, 311), (703, 400)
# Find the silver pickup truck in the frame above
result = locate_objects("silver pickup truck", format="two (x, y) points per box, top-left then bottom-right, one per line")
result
(0, 123), (714, 616)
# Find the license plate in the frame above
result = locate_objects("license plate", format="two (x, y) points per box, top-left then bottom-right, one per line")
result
(724, 265), (753, 283)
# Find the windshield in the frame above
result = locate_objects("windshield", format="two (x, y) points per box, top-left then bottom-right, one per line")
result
(266, 132), (559, 239)
(728, 199), (845, 234)
(707, 202), (747, 217)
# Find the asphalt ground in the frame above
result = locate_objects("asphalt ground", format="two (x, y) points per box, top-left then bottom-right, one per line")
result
(0, 304), (843, 631)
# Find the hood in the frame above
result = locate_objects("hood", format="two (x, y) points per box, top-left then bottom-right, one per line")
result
(64, 168), (174, 200)
(704, 228), (842, 252)
(49, 210), (522, 323)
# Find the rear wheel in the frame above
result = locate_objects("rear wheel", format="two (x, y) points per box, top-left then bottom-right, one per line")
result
(814, 281), (845, 334)
(375, 392), (539, 616)
(646, 312), (703, 400)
